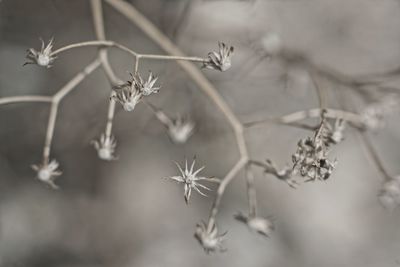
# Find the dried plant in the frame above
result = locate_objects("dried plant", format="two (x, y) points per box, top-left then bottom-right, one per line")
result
(1, 0), (400, 255)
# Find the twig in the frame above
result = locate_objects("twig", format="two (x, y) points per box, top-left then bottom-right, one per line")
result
(53, 59), (101, 102)
(90, 0), (120, 140)
(245, 164), (257, 217)
(357, 132), (392, 182)
(43, 101), (58, 163)
(43, 59), (101, 163)
(0, 96), (52, 106)
(244, 108), (365, 129)
(51, 40), (207, 64)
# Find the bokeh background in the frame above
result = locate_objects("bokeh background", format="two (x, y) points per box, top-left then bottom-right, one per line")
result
(1, 0), (400, 266)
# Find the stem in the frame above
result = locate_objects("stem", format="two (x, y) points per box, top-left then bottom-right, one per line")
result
(51, 40), (139, 58)
(43, 102), (59, 163)
(245, 165), (257, 217)
(140, 54), (206, 62)
(357, 131), (392, 182)
(105, 98), (116, 137)
(309, 70), (327, 117)
(53, 59), (101, 102)
(135, 56), (140, 73)
(91, 0), (119, 139)
(0, 96), (52, 106)
(244, 108), (365, 129)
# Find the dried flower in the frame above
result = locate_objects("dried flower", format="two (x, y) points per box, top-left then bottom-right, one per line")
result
(204, 42), (234, 72)
(112, 81), (143, 112)
(166, 115), (195, 144)
(263, 159), (296, 188)
(378, 176), (400, 210)
(234, 212), (274, 237)
(194, 221), (226, 253)
(152, 107), (195, 144)
(292, 116), (337, 182)
(166, 158), (216, 204)
(131, 71), (161, 96)
(361, 95), (400, 131)
(325, 119), (346, 145)
(31, 159), (62, 189)
(112, 71), (161, 111)
(261, 32), (282, 56)
(24, 38), (56, 68)
(91, 134), (118, 161)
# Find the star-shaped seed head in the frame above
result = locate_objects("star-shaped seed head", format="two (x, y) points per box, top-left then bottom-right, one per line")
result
(203, 42), (234, 72)
(31, 159), (62, 189)
(24, 38), (56, 68)
(166, 158), (216, 204)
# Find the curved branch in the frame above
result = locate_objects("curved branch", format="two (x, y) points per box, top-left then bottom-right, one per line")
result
(105, 0), (250, 231)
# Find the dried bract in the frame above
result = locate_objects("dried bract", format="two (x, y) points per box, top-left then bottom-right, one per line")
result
(112, 81), (143, 111)
(166, 158), (215, 204)
(92, 134), (118, 161)
(194, 221), (226, 253)
(24, 38), (56, 68)
(235, 212), (274, 237)
(131, 71), (161, 96)
(378, 176), (400, 210)
(204, 42), (234, 72)
(31, 159), (62, 189)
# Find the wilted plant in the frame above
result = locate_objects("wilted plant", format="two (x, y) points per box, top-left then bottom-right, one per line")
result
(1, 0), (400, 255)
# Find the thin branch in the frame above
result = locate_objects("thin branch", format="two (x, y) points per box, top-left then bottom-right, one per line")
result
(245, 164), (257, 217)
(0, 96), (52, 106)
(139, 54), (206, 62)
(91, 0), (120, 140)
(309, 69), (327, 117)
(53, 59), (101, 102)
(42, 59), (102, 163)
(207, 157), (248, 232)
(279, 50), (400, 92)
(43, 101), (58, 163)
(244, 108), (365, 129)
(357, 132), (392, 182)
(105, 99), (116, 137)
(51, 40), (207, 65)
(51, 40), (138, 58)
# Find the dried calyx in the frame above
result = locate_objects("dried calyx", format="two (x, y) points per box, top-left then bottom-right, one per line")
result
(292, 112), (344, 182)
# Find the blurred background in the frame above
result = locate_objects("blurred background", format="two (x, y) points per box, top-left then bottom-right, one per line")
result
(1, 0), (400, 266)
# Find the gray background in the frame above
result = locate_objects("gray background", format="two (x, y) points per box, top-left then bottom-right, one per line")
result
(1, 0), (400, 266)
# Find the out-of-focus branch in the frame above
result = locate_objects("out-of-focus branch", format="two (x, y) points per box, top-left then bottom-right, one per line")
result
(244, 108), (365, 129)
(279, 50), (400, 92)
(357, 132), (393, 182)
